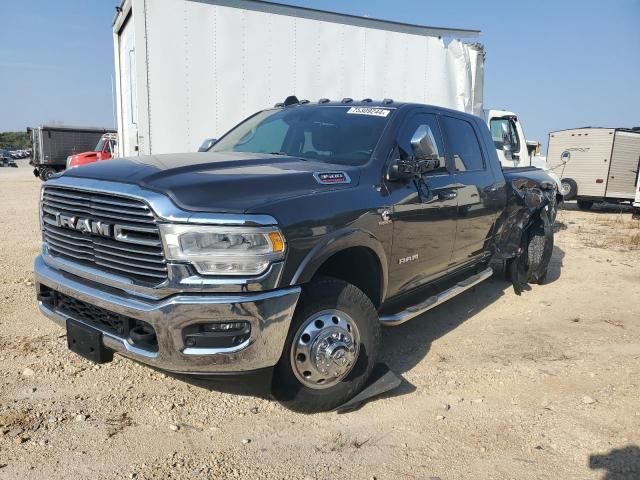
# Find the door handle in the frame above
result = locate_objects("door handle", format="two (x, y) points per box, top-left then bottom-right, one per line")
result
(438, 191), (457, 201)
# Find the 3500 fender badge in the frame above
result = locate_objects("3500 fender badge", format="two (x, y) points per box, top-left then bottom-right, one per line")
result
(313, 172), (351, 185)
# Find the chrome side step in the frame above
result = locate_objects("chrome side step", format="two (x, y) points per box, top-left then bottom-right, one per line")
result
(379, 267), (493, 326)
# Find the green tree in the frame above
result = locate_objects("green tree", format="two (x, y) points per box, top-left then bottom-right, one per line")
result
(0, 132), (31, 150)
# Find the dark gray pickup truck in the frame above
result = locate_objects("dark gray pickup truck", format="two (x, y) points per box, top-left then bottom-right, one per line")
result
(35, 99), (557, 412)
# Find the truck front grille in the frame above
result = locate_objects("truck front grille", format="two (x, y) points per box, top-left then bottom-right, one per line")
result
(41, 186), (168, 285)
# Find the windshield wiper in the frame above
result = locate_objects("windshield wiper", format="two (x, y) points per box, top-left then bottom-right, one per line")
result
(263, 151), (309, 161)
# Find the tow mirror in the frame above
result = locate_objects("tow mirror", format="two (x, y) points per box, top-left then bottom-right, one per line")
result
(388, 124), (442, 181)
(411, 125), (440, 161)
(198, 138), (217, 152)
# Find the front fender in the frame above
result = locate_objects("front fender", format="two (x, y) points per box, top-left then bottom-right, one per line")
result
(289, 228), (389, 301)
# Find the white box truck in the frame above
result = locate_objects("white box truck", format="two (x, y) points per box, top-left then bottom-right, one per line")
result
(547, 127), (640, 210)
(112, 0), (484, 157)
(111, 0), (562, 193)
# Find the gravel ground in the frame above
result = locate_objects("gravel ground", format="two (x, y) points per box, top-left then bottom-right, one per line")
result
(1, 163), (639, 479)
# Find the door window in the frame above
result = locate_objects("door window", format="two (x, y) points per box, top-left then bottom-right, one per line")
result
(397, 113), (447, 172)
(442, 116), (485, 172)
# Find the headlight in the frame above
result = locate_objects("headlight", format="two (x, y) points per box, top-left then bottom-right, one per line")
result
(159, 225), (285, 276)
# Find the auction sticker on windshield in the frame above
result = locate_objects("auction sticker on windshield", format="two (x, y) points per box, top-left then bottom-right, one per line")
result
(347, 107), (391, 117)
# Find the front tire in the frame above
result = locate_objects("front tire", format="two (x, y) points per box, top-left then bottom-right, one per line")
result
(272, 277), (380, 413)
(39, 167), (56, 181)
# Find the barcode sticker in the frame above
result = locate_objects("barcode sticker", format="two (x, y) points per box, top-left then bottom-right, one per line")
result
(347, 107), (391, 117)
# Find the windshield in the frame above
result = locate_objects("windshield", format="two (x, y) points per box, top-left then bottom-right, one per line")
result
(211, 106), (393, 166)
(94, 137), (106, 152)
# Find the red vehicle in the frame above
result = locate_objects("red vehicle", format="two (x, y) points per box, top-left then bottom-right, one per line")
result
(66, 133), (118, 169)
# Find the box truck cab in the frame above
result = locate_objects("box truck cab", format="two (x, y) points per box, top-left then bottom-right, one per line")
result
(66, 133), (118, 170)
(485, 109), (562, 191)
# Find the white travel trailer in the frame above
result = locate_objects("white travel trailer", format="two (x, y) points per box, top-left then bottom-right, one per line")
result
(547, 127), (640, 210)
(635, 175), (640, 217)
(112, 0), (484, 157)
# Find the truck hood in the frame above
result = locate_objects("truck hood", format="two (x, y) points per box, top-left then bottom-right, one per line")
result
(69, 151), (99, 166)
(70, 151), (99, 161)
(61, 152), (360, 213)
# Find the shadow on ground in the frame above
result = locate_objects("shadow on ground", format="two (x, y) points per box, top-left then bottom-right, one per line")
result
(590, 445), (640, 480)
(561, 201), (634, 214)
(380, 245), (565, 379)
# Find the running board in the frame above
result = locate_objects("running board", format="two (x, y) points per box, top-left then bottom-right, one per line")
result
(379, 267), (494, 326)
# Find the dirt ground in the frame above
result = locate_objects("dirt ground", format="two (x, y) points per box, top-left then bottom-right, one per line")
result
(1, 161), (639, 480)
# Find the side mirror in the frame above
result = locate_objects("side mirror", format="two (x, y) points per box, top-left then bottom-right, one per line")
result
(500, 123), (513, 160)
(388, 157), (415, 182)
(388, 125), (442, 182)
(198, 138), (217, 152)
(410, 125), (440, 160)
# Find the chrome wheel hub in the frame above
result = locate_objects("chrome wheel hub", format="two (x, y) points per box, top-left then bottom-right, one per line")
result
(291, 310), (360, 389)
(560, 181), (571, 195)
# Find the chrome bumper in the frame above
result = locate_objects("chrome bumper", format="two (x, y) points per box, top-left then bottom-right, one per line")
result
(35, 255), (300, 374)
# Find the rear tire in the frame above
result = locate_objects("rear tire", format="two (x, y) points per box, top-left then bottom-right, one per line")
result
(272, 277), (380, 413)
(560, 178), (578, 200)
(577, 200), (593, 210)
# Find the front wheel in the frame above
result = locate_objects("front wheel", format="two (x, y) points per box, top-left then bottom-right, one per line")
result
(272, 277), (380, 413)
(39, 167), (56, 181)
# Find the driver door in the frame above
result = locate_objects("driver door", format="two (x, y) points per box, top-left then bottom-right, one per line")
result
(386, 112), (458, 296)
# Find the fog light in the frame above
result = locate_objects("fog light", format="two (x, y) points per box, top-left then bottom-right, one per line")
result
(182, 321), (251, 349)
(203, 321), (247, 332)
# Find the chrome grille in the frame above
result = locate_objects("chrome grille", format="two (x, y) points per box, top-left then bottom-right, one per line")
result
(41, 186), (167, 285)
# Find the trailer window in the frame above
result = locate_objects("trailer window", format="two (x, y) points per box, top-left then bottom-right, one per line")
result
(211, 106), (392, 166)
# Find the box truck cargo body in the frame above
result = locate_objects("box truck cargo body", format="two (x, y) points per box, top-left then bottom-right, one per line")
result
(547, 127), (640, 208)
(113, 0), (484, 156)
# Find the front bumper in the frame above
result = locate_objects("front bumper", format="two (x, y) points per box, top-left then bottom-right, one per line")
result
(35, 255), (300, 374)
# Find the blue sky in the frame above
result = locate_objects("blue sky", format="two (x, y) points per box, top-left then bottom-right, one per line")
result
(1, 0), (639, 149)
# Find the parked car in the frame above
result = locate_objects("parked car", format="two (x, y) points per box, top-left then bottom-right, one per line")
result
(0, 149), (18, 167)
(35, 99), (557, 412)
(66, 133), (118, 169)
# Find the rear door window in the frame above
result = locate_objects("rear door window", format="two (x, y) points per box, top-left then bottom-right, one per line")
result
(441, 116), (485, 172)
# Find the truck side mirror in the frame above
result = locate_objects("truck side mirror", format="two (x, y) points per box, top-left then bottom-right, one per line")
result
(500, 123), (513, 160)
(410, 125), (440, 161)
(198, 138), (217, 152)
